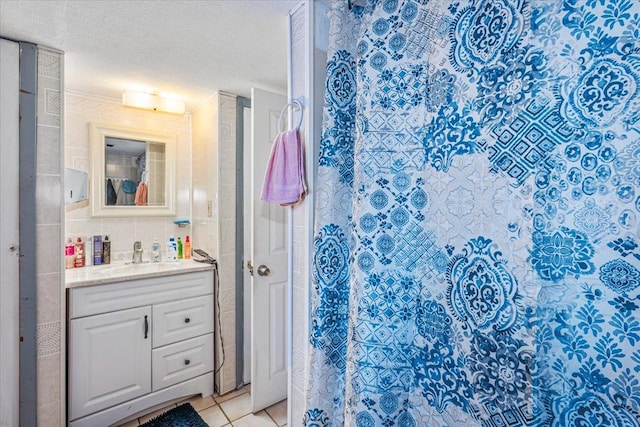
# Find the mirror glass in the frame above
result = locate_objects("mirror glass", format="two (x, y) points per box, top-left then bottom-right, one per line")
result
(89, 123), (176, 217)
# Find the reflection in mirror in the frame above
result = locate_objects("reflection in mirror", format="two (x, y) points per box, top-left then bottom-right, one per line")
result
(104, 137), (165, 207)
(89, 123), (175, 217)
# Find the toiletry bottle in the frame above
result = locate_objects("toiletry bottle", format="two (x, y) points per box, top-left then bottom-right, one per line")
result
(85, 235), (93, 266)
(102, 236), (111, 264)
(171, 236), (177, 259)
(93, 235), (103, 265)
(177, 237), (183, 259)
(166, 238), (173, 261)
(151, 239), (161, 262)
(74, 237), (85, 268)
(167, 236), (177, 261)
(184, 235), (191, 259)
(65, 238), (75, 269)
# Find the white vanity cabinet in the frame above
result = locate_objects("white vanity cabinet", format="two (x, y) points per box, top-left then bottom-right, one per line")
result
(68, 269), (214, 427)
(70, 306), (152, 419)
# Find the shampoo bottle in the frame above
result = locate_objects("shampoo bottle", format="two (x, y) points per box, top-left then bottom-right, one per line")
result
(184, 235), (191, 259)
(65, 238), (75, 269)
(177, 237), (183, 259)
(102, 236), (111, 264)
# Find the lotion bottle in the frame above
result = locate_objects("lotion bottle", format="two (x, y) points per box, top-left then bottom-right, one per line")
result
(65, 238), (75, 269)
(177, 237), (183, 259)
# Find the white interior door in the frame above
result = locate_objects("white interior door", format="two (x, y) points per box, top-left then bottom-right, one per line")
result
(250, 87), (288, 412)
(0, 38), (21, 427)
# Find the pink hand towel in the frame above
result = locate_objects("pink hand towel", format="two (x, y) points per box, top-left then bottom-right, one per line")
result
(260, 129), (307, 205)
(135, 182), (148, 206)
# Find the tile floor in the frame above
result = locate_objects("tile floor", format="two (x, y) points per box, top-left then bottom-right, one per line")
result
(117, 385), (287, 427)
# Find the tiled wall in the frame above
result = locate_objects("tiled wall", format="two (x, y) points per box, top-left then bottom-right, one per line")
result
(217, 93), (239, 394)
(36, 47), (64, 427)
(192, 94), (219, 257)
(64, 92), (192, 261)
(192, 92), (239, 395)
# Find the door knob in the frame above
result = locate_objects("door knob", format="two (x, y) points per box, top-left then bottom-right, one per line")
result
(257, 265), (271, 276)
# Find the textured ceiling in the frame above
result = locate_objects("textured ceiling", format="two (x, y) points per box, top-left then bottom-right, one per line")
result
(0, 0), (300, 112)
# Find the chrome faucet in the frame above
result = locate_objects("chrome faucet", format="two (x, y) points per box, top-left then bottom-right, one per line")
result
(132, 241), (143, 264)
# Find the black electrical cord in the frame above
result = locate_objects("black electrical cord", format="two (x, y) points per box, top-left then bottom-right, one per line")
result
(211, 260), (225, 394)
(193, 250), (225, 394)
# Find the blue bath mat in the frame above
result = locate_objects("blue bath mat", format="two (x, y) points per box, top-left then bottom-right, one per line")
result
(139, 403), (207, 427)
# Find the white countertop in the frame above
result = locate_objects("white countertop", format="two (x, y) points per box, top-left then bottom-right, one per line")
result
(65, 259), (215, 288)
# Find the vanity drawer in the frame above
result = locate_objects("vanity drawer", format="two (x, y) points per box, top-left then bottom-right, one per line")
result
(152, 295), (213, 347)
(152, 334), (213, 391)
(69, 270), (214, 318)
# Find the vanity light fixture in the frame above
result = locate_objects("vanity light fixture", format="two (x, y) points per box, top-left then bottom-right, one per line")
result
(122, 91), (185, 115)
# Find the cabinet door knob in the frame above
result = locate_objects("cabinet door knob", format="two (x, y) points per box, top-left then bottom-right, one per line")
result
(184, 317), (191, 324)
(184, 359), (190, 365)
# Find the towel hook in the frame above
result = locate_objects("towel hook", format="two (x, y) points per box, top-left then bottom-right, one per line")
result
(278, 99), (304, 132)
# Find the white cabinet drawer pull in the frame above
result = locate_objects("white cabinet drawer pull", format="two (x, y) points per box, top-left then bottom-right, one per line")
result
(184, 317), (190, 324)
(184, 359), (191, 365)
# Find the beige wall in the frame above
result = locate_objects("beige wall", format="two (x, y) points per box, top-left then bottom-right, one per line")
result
(192, 92), (239, 394)
(35, 47), (65, 427)
(64, 93), (192, 261)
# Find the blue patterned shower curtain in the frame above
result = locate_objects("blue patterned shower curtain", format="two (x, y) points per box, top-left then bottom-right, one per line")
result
(305, 0), (640, 426)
